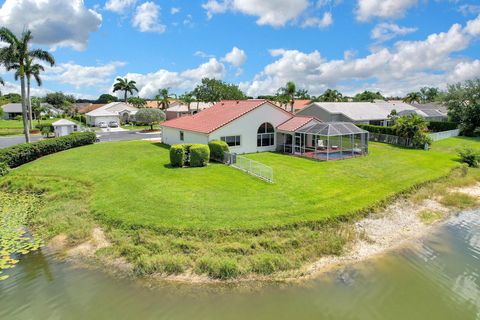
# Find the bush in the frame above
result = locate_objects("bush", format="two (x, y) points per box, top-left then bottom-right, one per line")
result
(190, 144), (210, 167)
(14, 115), (22, 121)
(0, 132), (96, 168)
(169, 145), (185, 167)
(458, 148), (480, 167)
(427, 121), (458, 132)
(0, 162), (9, 177)
(356, 124), (396, 135)
(208, 140), (229, 162)
(41, 126), (53, 137)
(196, 257), (240, 280)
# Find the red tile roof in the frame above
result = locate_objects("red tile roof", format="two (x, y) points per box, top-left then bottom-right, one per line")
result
(161, 99), (292, 134)
(277, 116), (320, 132)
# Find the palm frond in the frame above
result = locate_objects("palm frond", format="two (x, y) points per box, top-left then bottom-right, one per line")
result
(29, 49), (55, 66)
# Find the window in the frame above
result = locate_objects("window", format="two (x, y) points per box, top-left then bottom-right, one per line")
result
(180, 131), (184, 141)
(257, 122), (275, 147)
(221, 135), (241, 147)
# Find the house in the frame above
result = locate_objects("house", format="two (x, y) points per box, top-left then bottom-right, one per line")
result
(75, 103), (105, 114)
(410, 102), (449, 121)
(297, 101), (419, 126)
(85, 102), (139, 126)
(161, 99), (369, 160)
(52, 119), (78, 137)
(274, 99), (312, 113)
(165, 102), (213, 120)
(1, 103), (60, 120)
(161, 99), (293, 154)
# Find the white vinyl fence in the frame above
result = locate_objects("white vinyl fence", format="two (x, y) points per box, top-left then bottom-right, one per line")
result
(429, 129), (460, 142)
(224, 152), (274, 183)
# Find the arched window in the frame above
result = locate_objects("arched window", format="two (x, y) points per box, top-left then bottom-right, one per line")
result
(257, 122), (275, 147)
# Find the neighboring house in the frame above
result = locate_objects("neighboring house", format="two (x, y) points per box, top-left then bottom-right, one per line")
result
(274, 99), (312, 113)
(161, 99), (293, 154)
(76, 103), (105, 114)
(85, 102), (139, 126)
(52, 119), (78, 137)
(410, 102), (449, 121)
(297, 101), (419, 126)
(165, 102), (213, 120)
(1, 103), (59, 120)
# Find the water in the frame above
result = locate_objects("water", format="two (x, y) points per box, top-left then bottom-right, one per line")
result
(1, 210), (479, 320)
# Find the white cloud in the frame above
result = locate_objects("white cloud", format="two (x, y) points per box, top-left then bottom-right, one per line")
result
(356, 0), (417, 22)
(242, 16), (480, 97)
(223, 47), (247, 67)
(371, 23), (417, 42)
(117, 58), (226, 98)
(458, 4), (480, 16)
(202, 0), (310, 27)
(465, 14), (480, 36)
(0, 0), (102, 51)
(194, 51), (216, 58)
(171, 7), (181, 15)
(44, 61), (126, 89)
(302, 12), (333, 28)
(132, 1), (166, 33)
(105, 0), (137, 13)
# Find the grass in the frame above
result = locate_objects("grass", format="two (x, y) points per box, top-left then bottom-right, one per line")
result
(1, 137), (480, 279)
(0, 118), (72, 136)
(418, 210), (445, 224)
(439, 192), (479, 209)
(121, 123), (162, 131)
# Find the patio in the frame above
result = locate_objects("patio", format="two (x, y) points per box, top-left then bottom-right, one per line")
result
(277, 121), (369, 161)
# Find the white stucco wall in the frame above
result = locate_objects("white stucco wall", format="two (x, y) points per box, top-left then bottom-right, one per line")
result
(53, 125), (75, 137)
(161, 126), (208, 145)
(87, 115), (120, 126)
(209, 103), (292, 154)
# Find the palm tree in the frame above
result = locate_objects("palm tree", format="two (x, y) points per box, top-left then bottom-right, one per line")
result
(113, 77), (138, 102)
(320, 89), (343, 102)
(0, 76), (4, 96)
(0, 28), (55, 143)
(155, 88), (171, 110)
(403, 92), (422, 104)
(179, 92), (194, 114)
(15, 56), (49, 129)
(281, 81), (296, 112)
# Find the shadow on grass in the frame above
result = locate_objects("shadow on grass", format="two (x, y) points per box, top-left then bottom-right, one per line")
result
(152, 142), (170, 150)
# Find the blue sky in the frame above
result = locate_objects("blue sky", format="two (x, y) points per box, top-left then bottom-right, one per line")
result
(0, 0), (479, 99)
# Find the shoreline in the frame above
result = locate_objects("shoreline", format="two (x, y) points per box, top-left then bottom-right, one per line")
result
(45, 179), (480, 285)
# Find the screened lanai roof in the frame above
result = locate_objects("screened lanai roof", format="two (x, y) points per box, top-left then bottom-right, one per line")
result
(296, 122), (368, 136)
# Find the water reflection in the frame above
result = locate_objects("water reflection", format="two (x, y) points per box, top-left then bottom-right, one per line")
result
(1, 210), (479, 320)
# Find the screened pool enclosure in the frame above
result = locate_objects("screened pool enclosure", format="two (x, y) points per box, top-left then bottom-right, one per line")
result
(277, 121), (369, 161)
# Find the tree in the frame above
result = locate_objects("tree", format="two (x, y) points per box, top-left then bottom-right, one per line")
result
(96, 94), (118, 104)
(353, 91), (384, 102)
(45, 92), (75, 114)
(295, 89), (310, 100)
(317, 89), (344, 102)
(179, 92), (195, 113)
(0, 76), (4, 96)
(155, 88), (172, 110)
(127, 96), (146, 108)
(403, 92), (422, 104)
(394, 114), (431, 148)
(31, 97), (46, 124)
(134, 108), (165, 130)
(113, 77), (138, 102)
(0, 27), (54, 143)
(420, 87), (439, 103)
(443, 79), (480, 136)
(279, 81), (296, 112)
(192, 78), (246, 103)
(3, 93), (21, 102)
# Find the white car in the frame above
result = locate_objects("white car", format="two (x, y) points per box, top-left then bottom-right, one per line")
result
(98, 121), (108, 128)
(109, 121), (119, 128)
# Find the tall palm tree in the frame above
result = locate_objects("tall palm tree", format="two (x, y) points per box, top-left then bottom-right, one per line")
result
(320, 89), (343, 102)
(15, 56), (48, 129)
(179, 92), (194, 113)
(0, 28), (55, 143)
(113, 77), (138, 102)
(403, 92), (422, 104)
(0, 76), (4, 96)
(155, 88), (171, 110)
(281, 81), (296, 112)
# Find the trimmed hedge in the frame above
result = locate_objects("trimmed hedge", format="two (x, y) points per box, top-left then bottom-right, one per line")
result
(170, 145), (185, 167)
(357, 124), (396, 135)
(427, 121), (458, 132)
(208, 140), (229, 162)
(0, 132), (96, 168)
(190, 144), (210, 167)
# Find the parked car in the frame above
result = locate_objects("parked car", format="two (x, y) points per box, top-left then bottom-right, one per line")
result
(98, 121), (108, 128)
(109, 121), (119, 128)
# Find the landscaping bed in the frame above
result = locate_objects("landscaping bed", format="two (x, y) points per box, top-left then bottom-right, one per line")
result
(1, 137), (480, 280)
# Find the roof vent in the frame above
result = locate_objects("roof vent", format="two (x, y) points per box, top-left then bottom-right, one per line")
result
(236, 101), (239, 104)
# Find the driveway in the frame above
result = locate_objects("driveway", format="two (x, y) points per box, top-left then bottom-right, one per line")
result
(0, 130), (161, 148)
(100, 127), (128, 133)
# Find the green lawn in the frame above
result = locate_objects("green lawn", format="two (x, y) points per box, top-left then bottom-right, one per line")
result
(0, 118), (66, 136)
(7, 137), (480, 231)
(121, 123), (162, 131)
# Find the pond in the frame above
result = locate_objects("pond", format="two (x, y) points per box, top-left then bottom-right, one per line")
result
(1, 210), (479, 320)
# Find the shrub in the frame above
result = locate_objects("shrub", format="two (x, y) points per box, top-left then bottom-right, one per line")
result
(0, 132), (96, 168)
(0, 162), (9, 177)
(427, 121), (458, 132)
(169, 145), (185, 167)
(208, 140), (229, 162)
(190, 144), (210, 167)
(356, 124), (396, 135)
(41, 126), (53, 137)
(14, 115), (22, 121)
(458, 148), (480, 167)
(196, 256), (240, 280)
